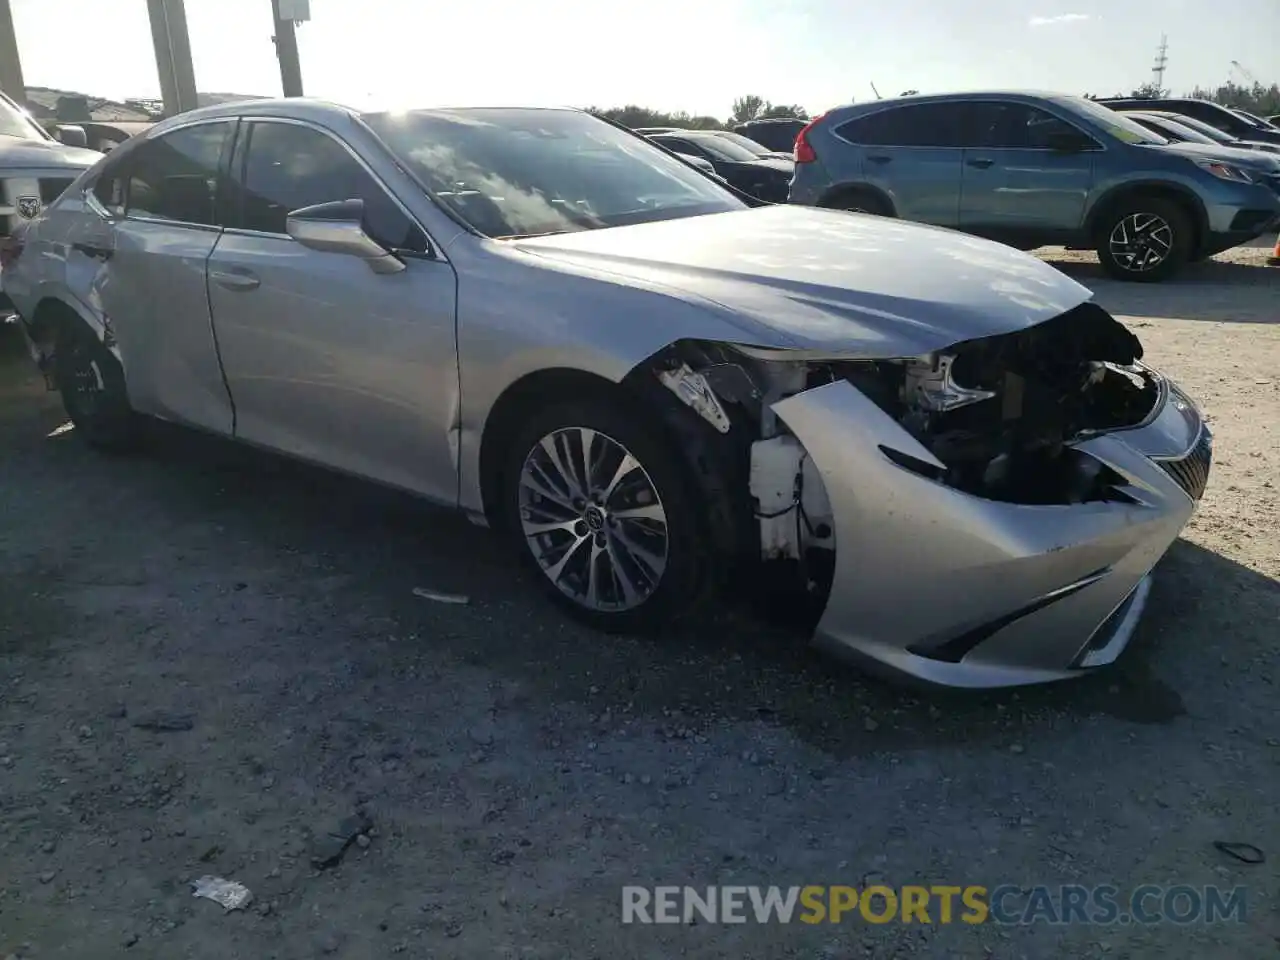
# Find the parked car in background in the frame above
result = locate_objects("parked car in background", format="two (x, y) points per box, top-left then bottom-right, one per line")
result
(676, 153), (718, 176)
(732, 118), (806, 153)
(788, 91), (1280, 281)
(705, 129), (791, 160)
(1121, 111), (1280, 158)
(79, 120), (155, 153)
(1111, 108), (1280, 156)
(633, 126), (680, 135)
(3, 99), (1213, 688)
(1121, 111), (1221, 146)
(1229, 108), (1279, 132)
(1095, 97), (1280, 145)
(0, 90), (103, 319)
(647, 130), (793, 202)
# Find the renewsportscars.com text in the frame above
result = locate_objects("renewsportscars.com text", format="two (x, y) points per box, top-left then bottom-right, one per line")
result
(622, 884), (1247, 926)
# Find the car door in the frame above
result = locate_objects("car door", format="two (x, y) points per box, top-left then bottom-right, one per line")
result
(207, 118), (460, 503)
(831, 103), (966, 226)
(82, 120), (237, 433)
(960, 101), (1098, 239)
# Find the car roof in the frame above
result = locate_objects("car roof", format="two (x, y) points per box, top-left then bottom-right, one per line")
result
(144, 98), (585, 134)
(814, 90), (1082, 122)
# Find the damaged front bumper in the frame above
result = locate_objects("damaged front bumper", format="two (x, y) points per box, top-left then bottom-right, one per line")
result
(773, 376), (1209, 688)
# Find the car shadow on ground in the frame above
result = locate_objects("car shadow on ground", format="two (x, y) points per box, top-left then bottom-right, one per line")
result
(1042, 258), (1280, 323)
(39, 416), (1276, 749)
(5, 325), (1272, 762)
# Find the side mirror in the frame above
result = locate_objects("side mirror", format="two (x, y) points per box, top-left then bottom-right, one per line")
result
(285, 198), (405, 274)
(1046, 131), (1091, 153)
(55, 124), (90, 149)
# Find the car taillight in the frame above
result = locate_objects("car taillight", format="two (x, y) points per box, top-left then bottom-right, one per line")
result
(794, 113), (826, 164)
(0, 236), (23, 269)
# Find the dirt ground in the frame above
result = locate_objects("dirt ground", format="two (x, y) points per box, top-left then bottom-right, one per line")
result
(1, 245), (1278, 960)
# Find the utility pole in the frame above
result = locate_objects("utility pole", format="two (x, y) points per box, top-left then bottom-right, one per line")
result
(146, 0), (199, 116)
(1151, 34), (1168, 94)
(0, 0), (26, 105)
(271, 0), (304, 97)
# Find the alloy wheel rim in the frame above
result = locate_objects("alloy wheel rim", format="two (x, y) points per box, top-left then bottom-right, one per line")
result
(518, 427), (669, 612)
(1108, 213), (1174, 273)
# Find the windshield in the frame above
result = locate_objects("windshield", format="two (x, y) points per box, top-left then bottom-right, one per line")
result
(363, 108), (744, 239)
(1230, 108), (1269, 129)
(681, 134), (764, 162)
(1133, 115), (1217, 145)
(710, 131), (772, 156)
(1060, 97), (1169, 145)
(1161, 113), (1235, 143)
(0, 95), (51, 141)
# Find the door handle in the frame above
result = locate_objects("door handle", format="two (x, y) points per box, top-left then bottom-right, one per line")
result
(209, 268), (260, 291)
(867, 154), (892, 164)
(966, 158), (995, 169)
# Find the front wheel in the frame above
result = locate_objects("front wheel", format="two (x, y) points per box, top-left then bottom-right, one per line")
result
(54, 319), (142, 450)
(1095, 198), (1192, 282)
(500, 397), (712, 633)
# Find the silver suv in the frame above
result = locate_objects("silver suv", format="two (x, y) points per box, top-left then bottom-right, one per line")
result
(789, 91), (1280, 282)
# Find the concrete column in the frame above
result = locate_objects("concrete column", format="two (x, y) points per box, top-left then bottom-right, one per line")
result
(270, 0), (304, 97)
(147, 0), (198, 116)
(0, 0), (27, 105)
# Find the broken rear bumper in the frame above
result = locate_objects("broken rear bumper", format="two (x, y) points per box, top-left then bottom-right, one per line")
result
(772, 376), (1207, 689)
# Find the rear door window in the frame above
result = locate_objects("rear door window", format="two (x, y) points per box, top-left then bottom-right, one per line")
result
(229, 120), (428, 253)
(836, 104), (967, 147)
(120, 121), (234, 225)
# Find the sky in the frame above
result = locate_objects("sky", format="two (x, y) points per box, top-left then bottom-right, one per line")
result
(9, 0), (1279, 118)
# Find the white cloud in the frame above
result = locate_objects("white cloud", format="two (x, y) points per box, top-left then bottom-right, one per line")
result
(1028, 13), (1092, 27)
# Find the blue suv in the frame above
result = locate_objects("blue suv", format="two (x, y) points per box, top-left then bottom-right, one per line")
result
(789, 92), (1280, 281)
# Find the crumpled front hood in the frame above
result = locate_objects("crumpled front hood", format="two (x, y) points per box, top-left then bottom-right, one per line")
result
(513, 205), (1094, 357)
(0, 136), (101, 170)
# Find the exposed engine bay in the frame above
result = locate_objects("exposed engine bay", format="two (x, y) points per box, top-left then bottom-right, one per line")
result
(648, 302), (1161, 575)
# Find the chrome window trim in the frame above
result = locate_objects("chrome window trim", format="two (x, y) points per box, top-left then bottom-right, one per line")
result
(228, 115), (447, 262)
(830, 99), (1108, 154)
(116, 117), (236, 229)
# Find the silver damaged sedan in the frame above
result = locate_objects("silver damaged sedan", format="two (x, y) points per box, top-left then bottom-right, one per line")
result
(2, 100), (1212, 688)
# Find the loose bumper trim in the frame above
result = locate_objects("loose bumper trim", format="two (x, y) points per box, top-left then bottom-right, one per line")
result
(771, 378), (1202, 689)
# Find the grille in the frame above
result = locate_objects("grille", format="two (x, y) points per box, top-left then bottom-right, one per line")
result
(40, 177), (75, 205)
(1156, 428), (1212, 500)
(1, 176), (76, 237)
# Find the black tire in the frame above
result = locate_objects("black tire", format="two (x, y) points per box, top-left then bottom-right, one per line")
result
(827, 189), (892, 217)
(1095, 197), (1193, 283)
(53, 318), (142, 451)
(499, 395), (712, 633)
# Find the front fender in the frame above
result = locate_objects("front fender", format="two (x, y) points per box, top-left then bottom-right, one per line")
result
(454, 243), (790, 514)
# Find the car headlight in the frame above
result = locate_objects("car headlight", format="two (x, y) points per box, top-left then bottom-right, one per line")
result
(1192, 158), (1255, 183)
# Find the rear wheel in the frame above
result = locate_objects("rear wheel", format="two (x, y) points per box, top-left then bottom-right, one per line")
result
(54, 318), (142, 451)
(1095, 197), (1192, 282)
(827, 190), (892, 217)
(500, 396), (711, 633)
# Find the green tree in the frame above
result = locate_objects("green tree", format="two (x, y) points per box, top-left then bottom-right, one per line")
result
(1130, 81), (1167, 98)
(731, 95), (766, 124)
(585, 105), (723, 130)
(730, 95), (808, 124)
(1185, 81), (1280, 116)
